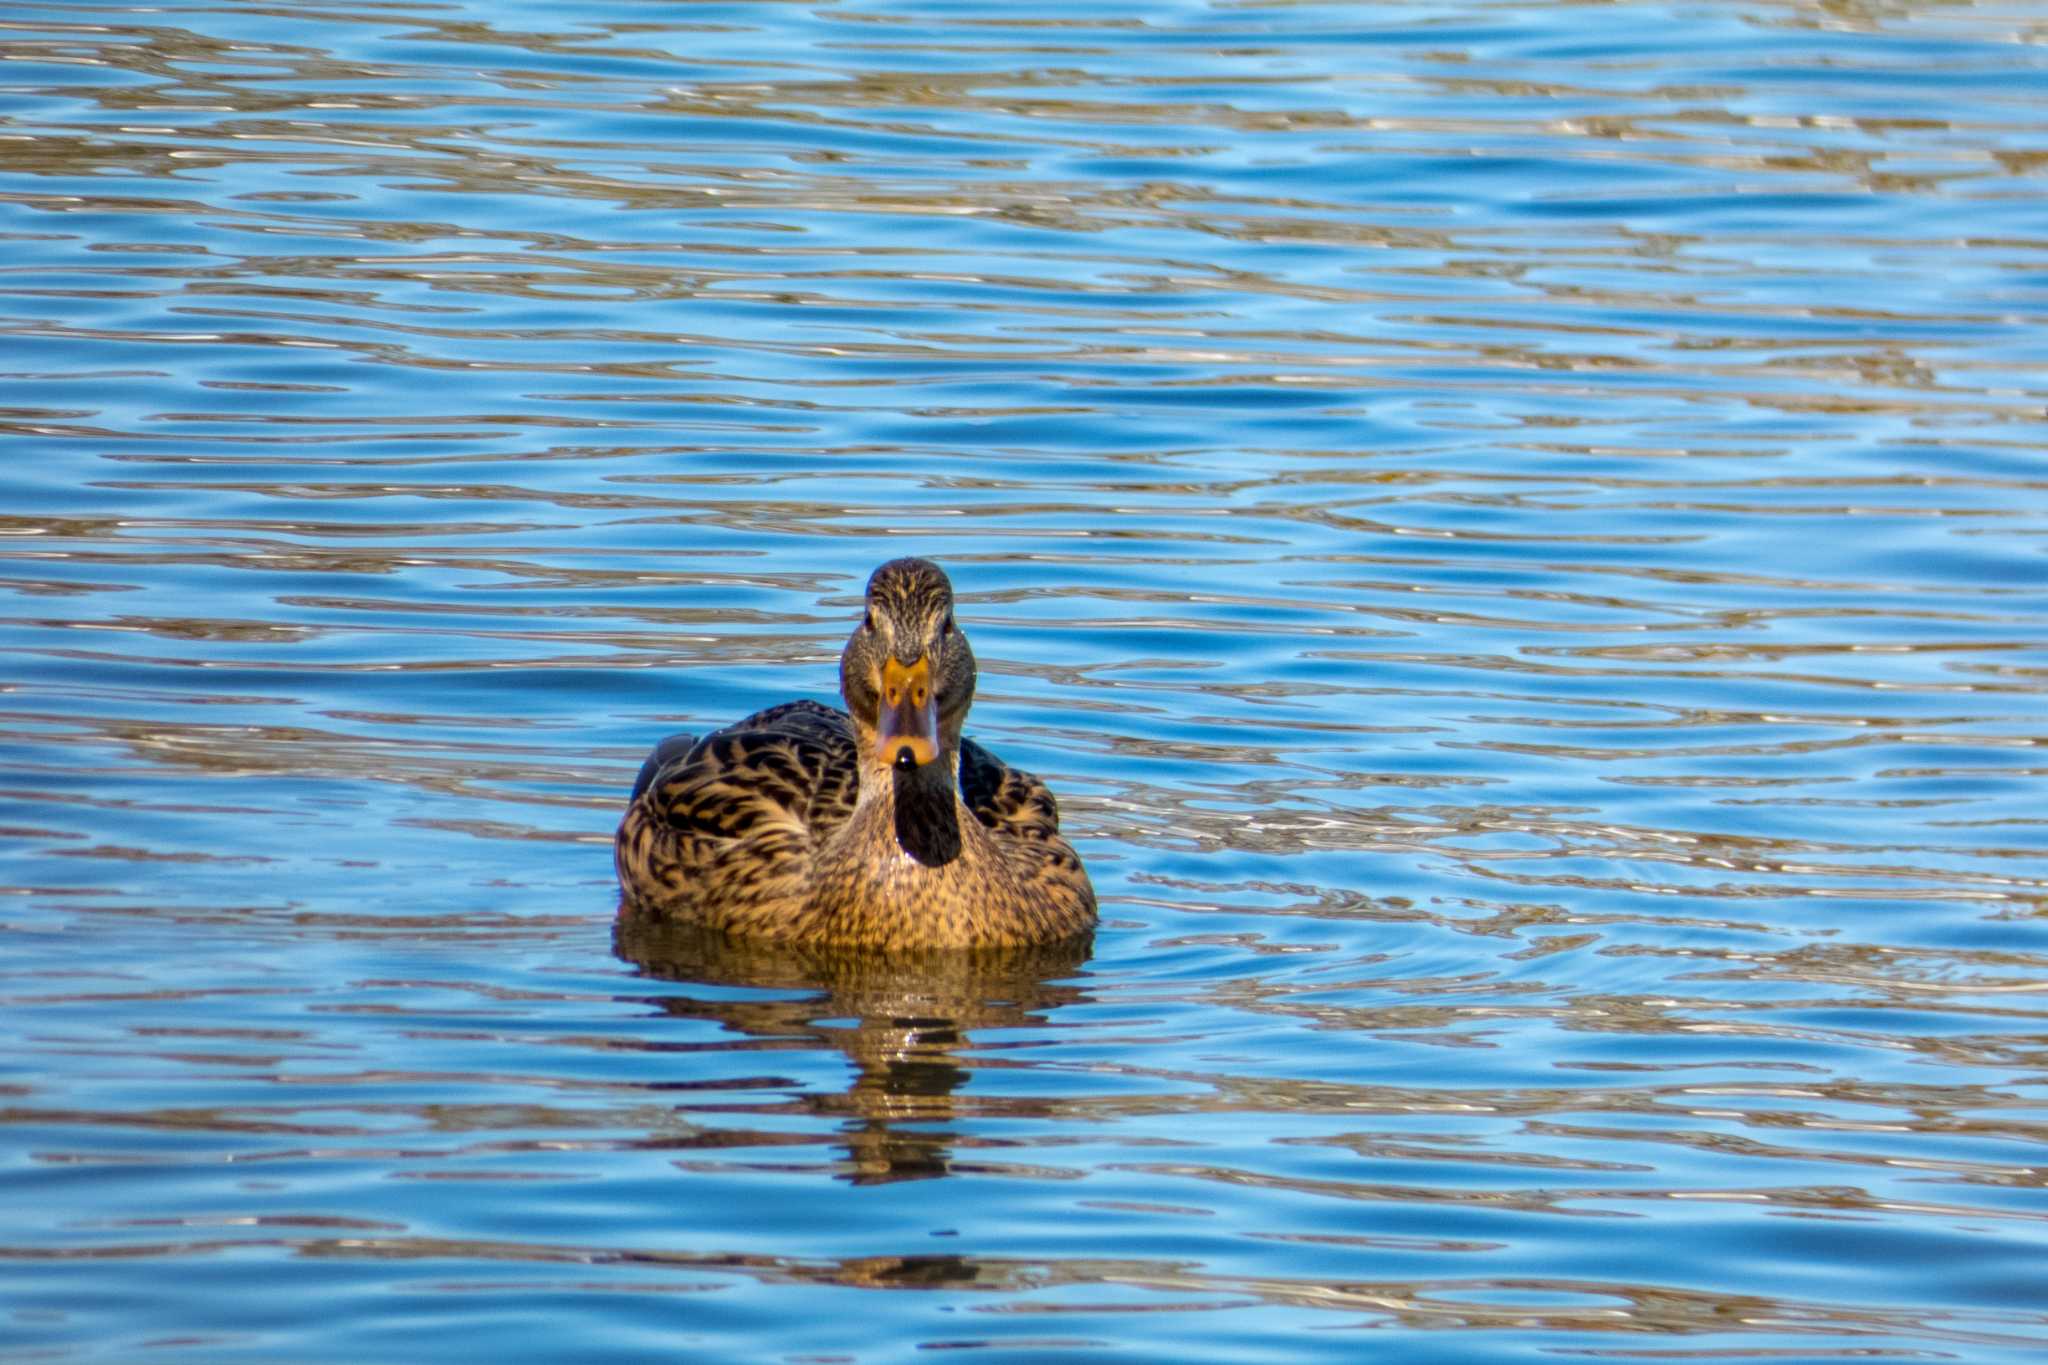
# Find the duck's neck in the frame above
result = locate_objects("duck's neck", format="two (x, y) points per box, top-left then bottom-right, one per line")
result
(861, 750), (965, 867)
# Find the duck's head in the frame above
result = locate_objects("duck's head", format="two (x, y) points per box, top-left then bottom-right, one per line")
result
(840, 557), (977, 775)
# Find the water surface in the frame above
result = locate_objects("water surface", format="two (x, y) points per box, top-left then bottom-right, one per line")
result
(4, 1), (2047, 1360)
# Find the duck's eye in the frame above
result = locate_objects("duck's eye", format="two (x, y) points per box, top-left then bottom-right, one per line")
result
(940, 614), (954, 638)
(864, 608), (877, 633)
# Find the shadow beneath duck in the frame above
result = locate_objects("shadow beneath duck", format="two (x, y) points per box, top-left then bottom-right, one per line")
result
(614, 914), (1094, 1185)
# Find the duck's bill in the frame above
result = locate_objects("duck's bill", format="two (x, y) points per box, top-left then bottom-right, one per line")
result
(878, 656), (939, 769)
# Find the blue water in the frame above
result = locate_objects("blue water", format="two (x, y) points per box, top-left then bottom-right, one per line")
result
(4, 0), (2047, 1359)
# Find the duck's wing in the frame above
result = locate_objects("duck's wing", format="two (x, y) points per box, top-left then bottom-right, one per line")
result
(618, 701), (858, 922)
(640, 700), (859, 841)
(958, 736), (1063, 841)
(958, 737), (1096, 935)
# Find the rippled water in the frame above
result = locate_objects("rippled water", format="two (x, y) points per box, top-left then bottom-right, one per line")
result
(5, 0), (2047, 1359)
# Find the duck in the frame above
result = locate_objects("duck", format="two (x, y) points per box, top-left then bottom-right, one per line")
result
(615, 557), (1096, 950)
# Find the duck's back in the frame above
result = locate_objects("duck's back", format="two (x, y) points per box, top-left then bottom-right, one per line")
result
(618, 700), (858, 927)
(958, 737), (1062, 843)
(635, 700), (857, 822)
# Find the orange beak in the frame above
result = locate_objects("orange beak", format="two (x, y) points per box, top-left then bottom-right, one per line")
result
(877, 655), (938, 769)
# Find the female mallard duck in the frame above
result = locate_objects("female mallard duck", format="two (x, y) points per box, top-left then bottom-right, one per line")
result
(616, 557), (1095, 950)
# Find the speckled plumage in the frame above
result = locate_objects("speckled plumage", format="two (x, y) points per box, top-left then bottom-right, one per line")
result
(615, 557), (1096, 950)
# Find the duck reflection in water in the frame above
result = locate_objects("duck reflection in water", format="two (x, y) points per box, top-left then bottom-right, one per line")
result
(614, 916), (1093, 1186)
